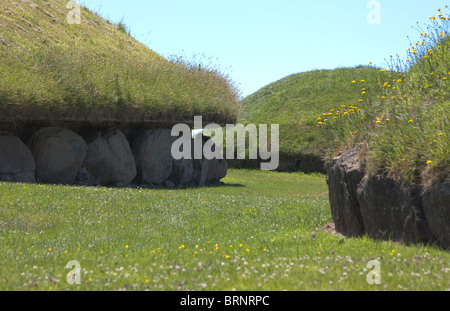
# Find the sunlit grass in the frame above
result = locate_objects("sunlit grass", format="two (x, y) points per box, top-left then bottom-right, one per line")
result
(315, 7), (450, 184)
(1, 169), (448, 291)
(0, 0), (240, 124)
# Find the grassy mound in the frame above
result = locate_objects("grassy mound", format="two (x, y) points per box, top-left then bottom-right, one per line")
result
(240, 66), (386, 158)
(0, 0), (240, 125)
(242, 7), (449, 184)
(315, 10), (450, 185)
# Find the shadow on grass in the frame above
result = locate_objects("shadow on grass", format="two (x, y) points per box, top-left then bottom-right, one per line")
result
(0, 180), (245, 190)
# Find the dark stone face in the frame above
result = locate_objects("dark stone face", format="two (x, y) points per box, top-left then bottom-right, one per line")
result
(326, 143), (449, 249)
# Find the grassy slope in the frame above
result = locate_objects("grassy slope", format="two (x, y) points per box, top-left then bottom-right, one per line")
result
(240, 66), (384, 158)
(1, 169), (449, 291)
(241, 11), (449, 184)
(0, 0), (240, 125)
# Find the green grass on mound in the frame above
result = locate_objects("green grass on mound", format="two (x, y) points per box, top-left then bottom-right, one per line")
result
(1, 169), (449, 291)
(315, 10), (450, 185)
(240, 66), (386, 158)
(0, 0), (240, 125)
(242, 7), (449, 185)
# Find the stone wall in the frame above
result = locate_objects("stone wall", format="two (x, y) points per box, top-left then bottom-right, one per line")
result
(326, 143), (450, 249)
(0, 127), (228, 188)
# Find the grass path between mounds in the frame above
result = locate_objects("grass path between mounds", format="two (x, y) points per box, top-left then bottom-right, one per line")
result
(1, 169), (449, 291)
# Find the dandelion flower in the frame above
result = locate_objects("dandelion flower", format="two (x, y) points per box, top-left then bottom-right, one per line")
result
(427, 161), (432, 165)
(438, 132), (443, 136)
(408, 119), (413, 123)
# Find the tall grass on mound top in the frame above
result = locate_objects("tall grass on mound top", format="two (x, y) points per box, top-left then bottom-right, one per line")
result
(316, 7), (450, 185)
(0, 0), (241, 124)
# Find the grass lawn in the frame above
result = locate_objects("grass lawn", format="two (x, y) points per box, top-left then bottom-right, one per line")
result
(0, 169), (448, 291)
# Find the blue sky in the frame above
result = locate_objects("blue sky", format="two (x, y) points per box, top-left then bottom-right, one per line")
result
(80, 0), (447, 97)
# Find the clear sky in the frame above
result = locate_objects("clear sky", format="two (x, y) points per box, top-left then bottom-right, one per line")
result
(80, 0), (447, 97)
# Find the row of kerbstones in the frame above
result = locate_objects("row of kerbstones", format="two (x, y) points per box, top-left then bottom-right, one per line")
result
(0, 127), (227, 187)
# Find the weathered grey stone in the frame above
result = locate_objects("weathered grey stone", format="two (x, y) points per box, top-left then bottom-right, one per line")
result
(163, 180), (176, 188)
(422, 181), (450, 249)
(325, 143), (365, 237)
(326, 143), (443, 248)
(81, 128), (136, 186)
(191, 135), (228, 186)
(27, 128), (87, 185)
(170, 157), (198, 186)
(205, 158), (228, 184)
(0, 136), (36, 183)
(75, 167), (98, 187)
(356, 175), (433, 244)
(132, 129), (177, 185)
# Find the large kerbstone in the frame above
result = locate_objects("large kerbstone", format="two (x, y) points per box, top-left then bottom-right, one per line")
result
(422, 181), (450, 249)
(356, 175), (433, 244)
(81, 128), (136, 186)
(170, 158), (198, 186)
(132, 129), (177, 185)
(325, 143), (365, 237)
(191, 135), (228, 186)
(27, 128), (87, 185)
(0, 136), (36, 183)
(326, 143), (444, 248)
